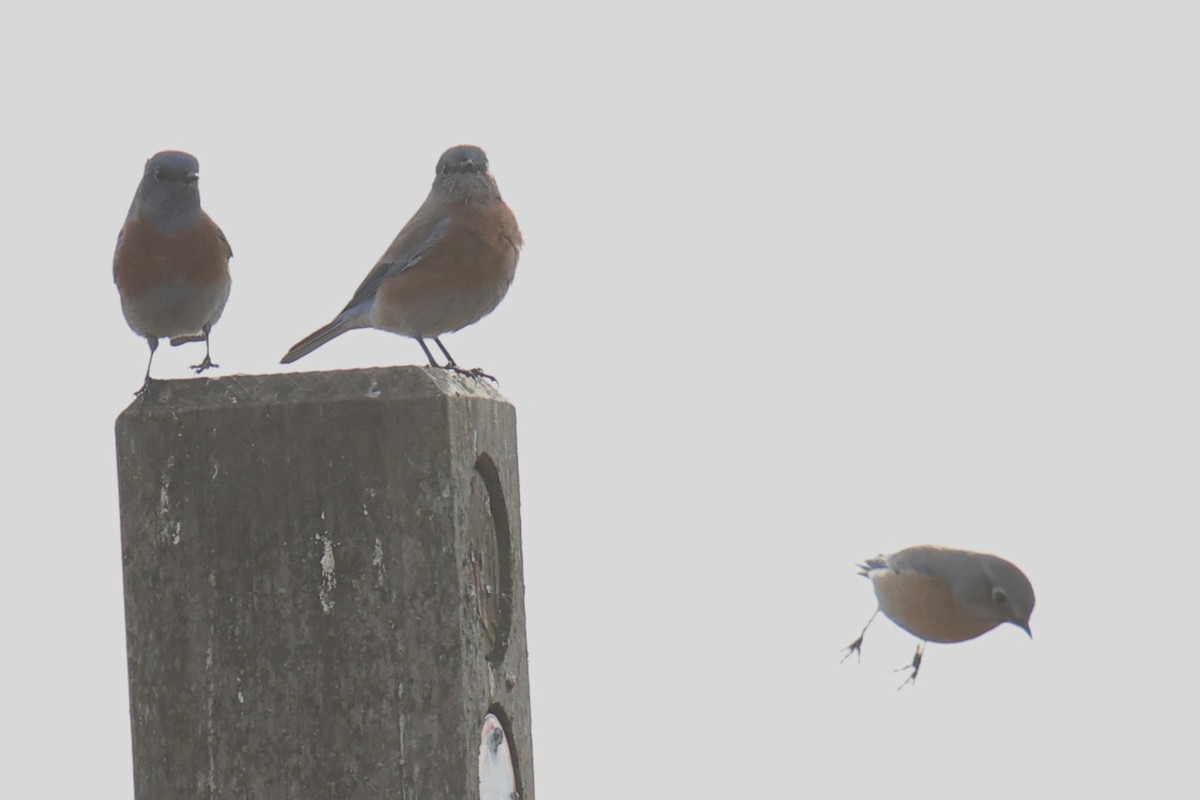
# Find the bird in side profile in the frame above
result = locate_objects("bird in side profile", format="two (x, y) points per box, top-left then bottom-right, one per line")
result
(842, 545), (1035, 687)
(113, 150), (232, 393)
(280, 144), (522, 379)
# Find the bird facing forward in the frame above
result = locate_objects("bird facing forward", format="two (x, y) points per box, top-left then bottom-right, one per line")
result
(113, 150), (232, 392)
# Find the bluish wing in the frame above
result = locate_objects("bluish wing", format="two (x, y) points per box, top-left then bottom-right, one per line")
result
(215, 223), (233, 259)
(339, 215), (450, 315)
(883, 547), (948, 580)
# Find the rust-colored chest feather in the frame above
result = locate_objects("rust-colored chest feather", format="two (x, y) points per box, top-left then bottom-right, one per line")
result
(114, 212), (231, 298)
(874, 570), (1000, 643)
(373, 199), (521, 336)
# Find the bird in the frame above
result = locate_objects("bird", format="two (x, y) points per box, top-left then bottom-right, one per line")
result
(113, 150), (232, 393)
(280, 144), (522, 379)
(842, 545), (1035, 687)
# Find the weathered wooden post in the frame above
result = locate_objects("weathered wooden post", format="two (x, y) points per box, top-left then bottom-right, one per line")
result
(115, 367), (533, 799)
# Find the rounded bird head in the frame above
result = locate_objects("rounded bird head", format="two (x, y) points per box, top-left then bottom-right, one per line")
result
(437, 145), (489, 176)
(432, 145), (504, 203)
(131, 150), (203, 232)
(975, 554), (1036, 637)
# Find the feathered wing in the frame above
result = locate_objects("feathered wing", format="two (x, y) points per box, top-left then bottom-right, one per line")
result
(338, 214), (450, 314)
(859, 547), (952, 579)
(280, 215), (450, 364)
(213, 218), (233, 259)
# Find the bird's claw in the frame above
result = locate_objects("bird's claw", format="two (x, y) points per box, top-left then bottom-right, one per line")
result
(190, 357), (219, 374)
(841, 634), (865, 665)
(446, 364), (498, 384)
(894, 643), (925, 690)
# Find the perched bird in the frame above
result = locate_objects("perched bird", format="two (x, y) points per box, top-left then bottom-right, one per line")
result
(843, 545), (1035, 686)
(113, 150), (232, 392)
(280, 144), (522, 378)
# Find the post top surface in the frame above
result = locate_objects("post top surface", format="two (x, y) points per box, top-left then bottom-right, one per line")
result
(118, 366), (508, 420)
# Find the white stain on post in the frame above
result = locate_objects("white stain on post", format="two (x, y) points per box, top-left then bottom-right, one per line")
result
(156, 455), (181, 545)
(317, 532), (336, 614)
(373, 537), (387, 587)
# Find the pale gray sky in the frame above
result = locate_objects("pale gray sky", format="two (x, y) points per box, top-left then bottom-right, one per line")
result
(4, 2), (1196, 797)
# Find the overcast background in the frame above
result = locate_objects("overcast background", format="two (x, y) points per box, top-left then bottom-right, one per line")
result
(3, 2), (1196, 797)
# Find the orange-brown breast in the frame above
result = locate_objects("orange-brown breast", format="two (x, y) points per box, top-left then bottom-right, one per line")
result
(374, 200), (520, 336)
(114, 211), (231, 298)
(874, 570), (999, 643)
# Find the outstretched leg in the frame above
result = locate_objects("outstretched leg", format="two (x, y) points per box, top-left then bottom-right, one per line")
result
(895, 641), (926, 690)
(841, 608), (880, 664)
(190, 325), (219, 373)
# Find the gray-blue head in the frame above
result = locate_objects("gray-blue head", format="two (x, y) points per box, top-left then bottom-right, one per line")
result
(432, 145), (503, 203)
(436, 145), (489, 176)
(130, 150), (203, 232)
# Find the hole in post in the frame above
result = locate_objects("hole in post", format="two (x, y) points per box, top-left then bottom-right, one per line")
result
(478, 708), (520, 800)
(468, 452), (513, 665)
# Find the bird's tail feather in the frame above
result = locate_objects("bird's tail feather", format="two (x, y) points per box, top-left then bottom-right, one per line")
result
(857, 557), (888, 577)
(281, 317), (352, 364)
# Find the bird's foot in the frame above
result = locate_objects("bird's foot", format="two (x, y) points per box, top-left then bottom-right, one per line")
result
(191, 356), (219, 374)
(445, 364), (498, 384)
(170, 334), (206, 347)
(840, 634), (865, 665)
(894, 643), (925, 690)
(134, 377), (156, 398)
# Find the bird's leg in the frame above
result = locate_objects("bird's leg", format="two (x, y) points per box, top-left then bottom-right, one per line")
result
(416, 338), (444, 368)
(841, 608), (879, 664)
(136, 337), (159, 397)
(190, 325), (219, 373)
(434, 337), (497, 384)
(895, 641), (926, 690)
(433, 337), (458, 368)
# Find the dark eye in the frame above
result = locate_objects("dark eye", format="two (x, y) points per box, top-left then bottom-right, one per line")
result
(154, 168), (165, 182)
(992, 588), (1007, 605)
